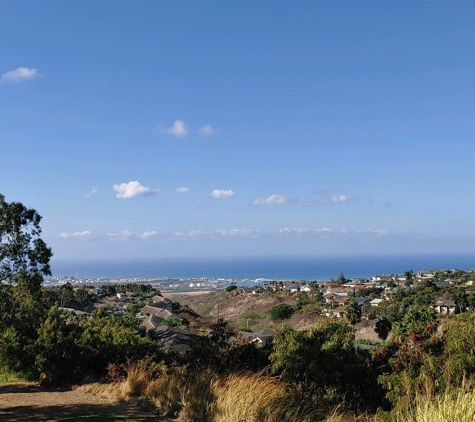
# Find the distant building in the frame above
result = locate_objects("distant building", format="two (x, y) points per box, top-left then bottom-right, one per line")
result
(417, 270), (435, 279)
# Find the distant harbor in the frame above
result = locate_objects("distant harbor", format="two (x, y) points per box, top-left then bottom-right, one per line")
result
(47, 252), (475, 292)
(50, 253), (475, 281)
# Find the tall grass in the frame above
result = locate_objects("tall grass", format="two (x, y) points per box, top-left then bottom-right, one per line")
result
(78, 363), (475, 422)
(81, 364), (322, 421)
(390, 381), (475, 422)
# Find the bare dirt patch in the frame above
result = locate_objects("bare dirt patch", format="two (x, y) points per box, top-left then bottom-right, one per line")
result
(0, 382), (161, 421)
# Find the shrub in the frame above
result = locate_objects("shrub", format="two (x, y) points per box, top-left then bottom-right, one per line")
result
(269, 303), (294, 320)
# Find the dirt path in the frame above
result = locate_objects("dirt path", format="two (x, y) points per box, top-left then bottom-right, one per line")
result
(0, 382), (163, 421)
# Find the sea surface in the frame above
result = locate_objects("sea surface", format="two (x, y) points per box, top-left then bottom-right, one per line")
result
(51, 253), (475, 281)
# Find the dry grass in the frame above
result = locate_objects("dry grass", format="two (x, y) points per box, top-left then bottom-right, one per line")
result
(322, 409), (379, 422)
(390, 381), (475, 422)
(78, 363), (323, 421)
(207, 372), (320, 422)
(77, 361), (154, 402)
(79, 364), (475, 422)
(77, 381), (126, 401)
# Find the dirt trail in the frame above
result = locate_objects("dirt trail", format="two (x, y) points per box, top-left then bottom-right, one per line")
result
(0, 382), (162, 421)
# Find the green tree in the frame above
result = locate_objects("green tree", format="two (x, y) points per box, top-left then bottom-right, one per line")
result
(270, 320), (383, 410)
(404, 270), (414, 287)
(345, 299), (362, 331)
(337, 271), (347, 285)
(295, 291), (312, 311)
(59, 282), (74, 306)
(73, 286), (89, 305)
(0, 194), (52, 283)
(0, 194), (53, 376)
(434, 270), (447, 281)
(269, 303), (294, 320)
(36, 307), (83, 384)
(375, 317), (392, 340)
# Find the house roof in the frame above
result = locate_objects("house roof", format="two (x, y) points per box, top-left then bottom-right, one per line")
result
(355, 298), (370, 305)
(154, 326), (203, 353)
(330, 305), (345, 314)
(141, 314), (163, 331)
(140, 305), (172, 319)
(237, 329), (274, 345)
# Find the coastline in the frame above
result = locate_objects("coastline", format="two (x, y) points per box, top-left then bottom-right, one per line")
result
(50, 252), (475, 281)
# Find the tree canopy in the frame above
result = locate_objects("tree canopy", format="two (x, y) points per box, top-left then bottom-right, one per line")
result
(0, 194), (52, 284)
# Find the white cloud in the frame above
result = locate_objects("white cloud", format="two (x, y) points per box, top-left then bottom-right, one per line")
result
(85, 187), (98, 198)
(198, 125), (215, 136)
(162, 119), (188, 138)
(253, 194), (289, 205)
(368, 229), (390, 236)
(176, 187), (189, 193)
(59, 231), (94, 239)
(113, 181), (159, 199)
(1, 67), (39, 83)
(278, 227), (394, 239)
(214, 229), (261, 239)
(210, 189), (236, 199)
(279, 228), (310, 235)
(330, 195), (358, 203)
(106, 230), (134, 241)
(171, 229), (261, 241)
(139, 230), (158, 240)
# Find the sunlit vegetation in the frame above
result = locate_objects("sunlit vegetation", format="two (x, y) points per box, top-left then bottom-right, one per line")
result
(5, 194), (475, 420)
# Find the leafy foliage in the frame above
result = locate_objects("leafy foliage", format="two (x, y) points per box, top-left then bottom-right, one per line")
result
(345, 299), (362, 327)
(270, 319), (384, 410)
(0, 195), (53, 376)
(375, 317), (392, 340)
(269, 303), (294, 320)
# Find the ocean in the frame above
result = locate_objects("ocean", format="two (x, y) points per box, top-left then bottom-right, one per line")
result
(51, 253), (475, 281)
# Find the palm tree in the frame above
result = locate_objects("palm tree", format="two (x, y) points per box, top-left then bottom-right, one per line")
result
(345, 299), (361, 333)
(375, 317), (392, 340)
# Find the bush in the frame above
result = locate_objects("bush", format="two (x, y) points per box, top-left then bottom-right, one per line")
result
(269, 303), (294, 320)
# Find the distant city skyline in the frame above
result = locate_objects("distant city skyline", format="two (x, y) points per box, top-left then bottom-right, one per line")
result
(1, 2), (475, 260)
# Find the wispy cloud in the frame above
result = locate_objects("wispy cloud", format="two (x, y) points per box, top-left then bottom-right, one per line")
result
(85, 187), (98, 198)
(160, 119), (188, 138)
(59, 231), (95, 239)
(171, 229), (261, 241)
(198, 125), (215, 137)
(176, 187), (190, 193)
(106, 230), (135, 241)
(57, 227), (396, 243)
(113, 181), (159, 199)
(138, 230), (158, 240)
(278, 227), (392, 238)
(253, 194), (289, 205)
(209, 189), (236, 199)
(302, 189), (359, 205)
(330, 194), (358, 203)
(1, 67), (39, 83)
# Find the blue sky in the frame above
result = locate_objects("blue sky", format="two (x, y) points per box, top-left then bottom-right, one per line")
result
(1, 1), (475, 260)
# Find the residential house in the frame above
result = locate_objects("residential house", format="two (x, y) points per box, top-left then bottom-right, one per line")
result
(370, 298), (383, 307)
(432, 293), (462, 314)
(155, 326), (203, 353)
(417, 270), (435, 279)
(237, 329), (274, 346)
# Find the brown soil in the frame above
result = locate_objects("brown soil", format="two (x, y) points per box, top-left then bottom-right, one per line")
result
(0, 382), (162, 421)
